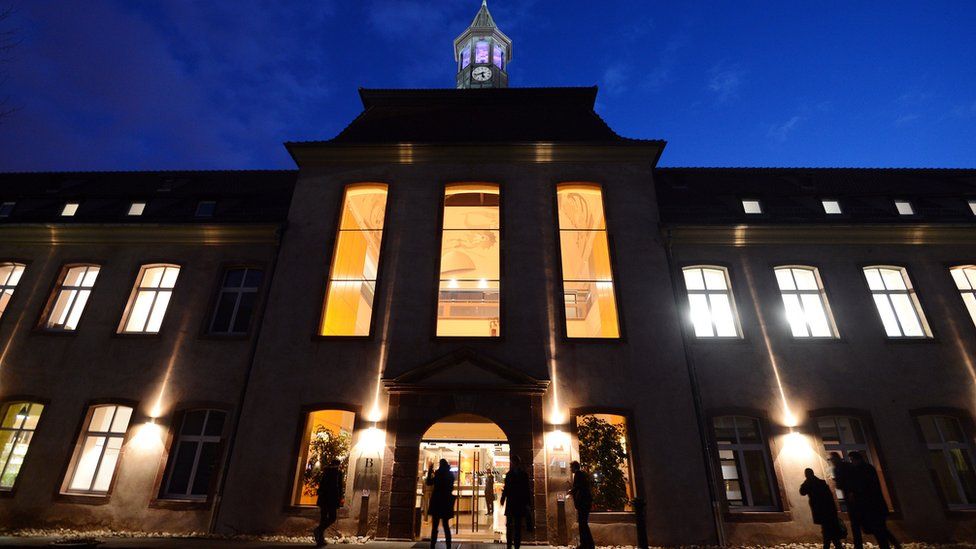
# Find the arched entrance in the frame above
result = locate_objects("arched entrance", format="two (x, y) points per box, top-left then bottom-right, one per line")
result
(418, 414), (509, 542)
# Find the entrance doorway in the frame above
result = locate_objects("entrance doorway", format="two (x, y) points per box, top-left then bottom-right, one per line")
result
(417, 414), (509, 542)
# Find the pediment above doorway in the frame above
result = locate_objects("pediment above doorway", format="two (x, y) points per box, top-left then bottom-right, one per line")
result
(383, 347), (549, 395)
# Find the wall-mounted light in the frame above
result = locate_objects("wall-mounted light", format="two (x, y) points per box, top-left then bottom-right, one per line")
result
(131, 417), (164, 451)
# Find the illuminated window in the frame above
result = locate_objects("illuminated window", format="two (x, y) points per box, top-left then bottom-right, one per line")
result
(0, 263), (26, 322)
(493, 44), (504, 69)
(950, 266), (976, 329)
(161, 409), (226, 500)
(683, 266), (740, 338)
(63, 404), (132, 495)
(774, 266), (836, 338)
(894, 200), (914, 216)
(460, 45), (471, 69)
(320, 184), (388, 336)
(209, 267), (263, 335)
(741, 199), (762, 214)
(0, 202), (15, 217)
(557, 184), (620, 338)
(61, 202), (79, 217)
(713, 415), (777, 511)
(127, 201), (146, 216)
(294, 409), (354, 506)
(822, 200), (842, 214)
(968, 200), (976, 216)
(195, 201), (216, 218)
(437, 184), (500, 337)
(916, 414), (976, 508)
(44, 265), (99, 331)
(575, 413), (635, 511)
(863, 266), (930, 338)
(475, 40), (489, 64)
(815, 415), (889, 509)
(119, 264), (180, 334)
(0, 401), (44, 490)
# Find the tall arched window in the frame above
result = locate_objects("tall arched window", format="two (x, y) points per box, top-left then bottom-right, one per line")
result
(682, 266), (741, 338)
(119, 264), (180, 334)
(556, 184), (620, 338)
(950, 265), (976, 328)
(773, 266), (837, 338)
(712, 415), (778, 511)
(0, 262), (26, 322)
(63, 404), (133, 495)
(44, 264), (100, 331)
(437, 184), (500, 337)
(293, 409), (355, 506)
(0, 401), (44, 490)
(863, 266), (930, 338)
(320, 184), (388, 336)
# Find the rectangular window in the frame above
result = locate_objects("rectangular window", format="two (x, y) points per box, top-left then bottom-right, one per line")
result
(493, 44), (504, 69)
(437, 184), (500, 337)
(64, 404), (132, 495)
(917, 415), (976, 508)
(815, 415), (889, 508)
(894, 200), (915, 216)
(162, 409), (226, 500)
(294, 409), (354, 506)
(461, 46), (471, 69)
(683, 266), (741, 338)
(713, 415), (777, 511)
(0, 263), (26, 321)
(863, 266), (931, 338)
(557, 184), (620, 338)
(0, 401), (44, 490)
(475, 40), (489, 64)
(950, 266), (976, 329)
(209, 267), (263, 335)
(320, 184), (388, 336)
(822, 200), (842, 214)
(119, 264), (180, 334)
(44, 265), (100, 331)
(741, 199), (762, 214)
(575, 413), (635, 511)
(774, 266), (837, 338)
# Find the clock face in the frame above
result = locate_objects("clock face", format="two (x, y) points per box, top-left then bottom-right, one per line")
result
(472, 66), (493, 81)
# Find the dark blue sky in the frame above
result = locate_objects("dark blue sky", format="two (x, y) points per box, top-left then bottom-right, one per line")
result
(1, 1), (974, 171)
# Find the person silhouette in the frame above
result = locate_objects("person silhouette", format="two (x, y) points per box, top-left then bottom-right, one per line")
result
(484, 468), (496, 515)
(313, 459), (343, 547)
(428, 459), (455, 549)
(828, 452), (862, 549)
(849, 451), (900, 549)
(569, 461), (595, 549)
(501, 454), (531, 549)
(799, 467), (845, 549)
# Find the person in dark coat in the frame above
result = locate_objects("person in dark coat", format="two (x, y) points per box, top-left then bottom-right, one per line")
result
(849, 452), (901, 549)
(799, 468), (845, 549)
(501, 455), (531, 549)
(313, 459), (343, 547)
(427, 459), (455, 549)
(828, 452), (862, 549)
(569, 461), (595, 549)
(484, 468), (496, 515)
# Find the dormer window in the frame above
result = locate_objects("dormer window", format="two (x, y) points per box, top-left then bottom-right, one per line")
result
(0, 202), (14, 217)
(895, 200), (915, 216)
(822, 199), (842, 215)
(127, 201), (146, 216)
(61, 202), (79, 217)
(967, 200), (976, 216)
(741, 199), (762, 215)
(195, 201), (216, 218)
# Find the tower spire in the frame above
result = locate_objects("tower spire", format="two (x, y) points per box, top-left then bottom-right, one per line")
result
(454, 1), (512, 89)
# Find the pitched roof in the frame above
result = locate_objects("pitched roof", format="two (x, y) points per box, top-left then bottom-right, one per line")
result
(470, 0), (497, 29)
(288, 87), (661, 146)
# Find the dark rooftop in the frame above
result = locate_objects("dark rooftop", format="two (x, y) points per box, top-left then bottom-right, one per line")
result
(0, 170), (297, 224)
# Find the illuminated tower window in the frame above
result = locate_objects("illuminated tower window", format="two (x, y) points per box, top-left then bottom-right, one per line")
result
(320, 183), (388, 336)
(774, 266), (837, 338)
(557, 183), (620, 338)
(682, 266), (741, 338)
(437, 184), (500, 337)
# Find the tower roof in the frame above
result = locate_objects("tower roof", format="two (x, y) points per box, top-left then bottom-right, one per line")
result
(469, 0), (497, 29)
(454, 0), (512, 61)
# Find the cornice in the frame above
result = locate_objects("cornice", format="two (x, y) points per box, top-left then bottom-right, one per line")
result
(286, 141), (664, 166)
(0, 223), (282, 246)
(664, 224), (976, 246)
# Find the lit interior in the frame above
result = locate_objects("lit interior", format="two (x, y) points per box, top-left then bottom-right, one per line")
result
(557, 184), (620, 338)
(575, 413), (634, 510)
(437, 184), (500, 337)
(320, 184), (388, 336)
(684, 266), (739, 337)
(774, 266), (835, 338)
(0, 401), (44, 489)
(0, 263), (26, 320)
(295, 409), (355, 506)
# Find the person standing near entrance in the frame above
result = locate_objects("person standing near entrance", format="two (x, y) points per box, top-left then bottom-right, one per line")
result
(569, 461), (595, 549)
(428, 459), (455, 549)
(799, 468), (845, 549)
(313, 459), (343, 547)
(501, 454), (531, 549)
(484, 467), (496, 515)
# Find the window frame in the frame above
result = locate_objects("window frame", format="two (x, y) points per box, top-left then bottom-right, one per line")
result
(773, 265), (839, 339)
(708, 412), (783, 514)
(681, 265), (743, 339)
(910, 408), (976, 511)
(861, 265), (932, 339)
(60, 402), (136, 498)
(316, 182), (392, 339)
(0, 397), (48, 494)
(552, 181), (625, 341)
(0, 261), (27, 325)
(117, 263), (182, 335)
(158, 408), (228, 502)
(433, 181), (505, 339)
(39, 263), (101, 333)
(205, 265), (266, 337)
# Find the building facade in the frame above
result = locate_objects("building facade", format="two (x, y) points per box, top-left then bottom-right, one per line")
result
(2, 3), (976, 545)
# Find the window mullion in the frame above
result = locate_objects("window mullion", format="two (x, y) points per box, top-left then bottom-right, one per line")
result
(142, 289), (160, 332)
(884, 293), (906, 336)
(228, 290), (243, 333)
(736, 448), (753, 506)
(185, 435), (205, 497)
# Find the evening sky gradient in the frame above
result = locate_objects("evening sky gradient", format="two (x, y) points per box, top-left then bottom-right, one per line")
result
(0, 1), (974, 171)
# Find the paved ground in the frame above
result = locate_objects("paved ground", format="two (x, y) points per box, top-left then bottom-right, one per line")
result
(0, 540), (511, 549)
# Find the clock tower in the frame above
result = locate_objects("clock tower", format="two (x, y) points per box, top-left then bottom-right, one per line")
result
(454, 0), (512, 89)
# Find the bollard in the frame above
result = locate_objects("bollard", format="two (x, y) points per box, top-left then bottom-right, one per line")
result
(633, 497), (648, 549)
(555, 492), (568, 546)
(357, 489), (370, 537)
